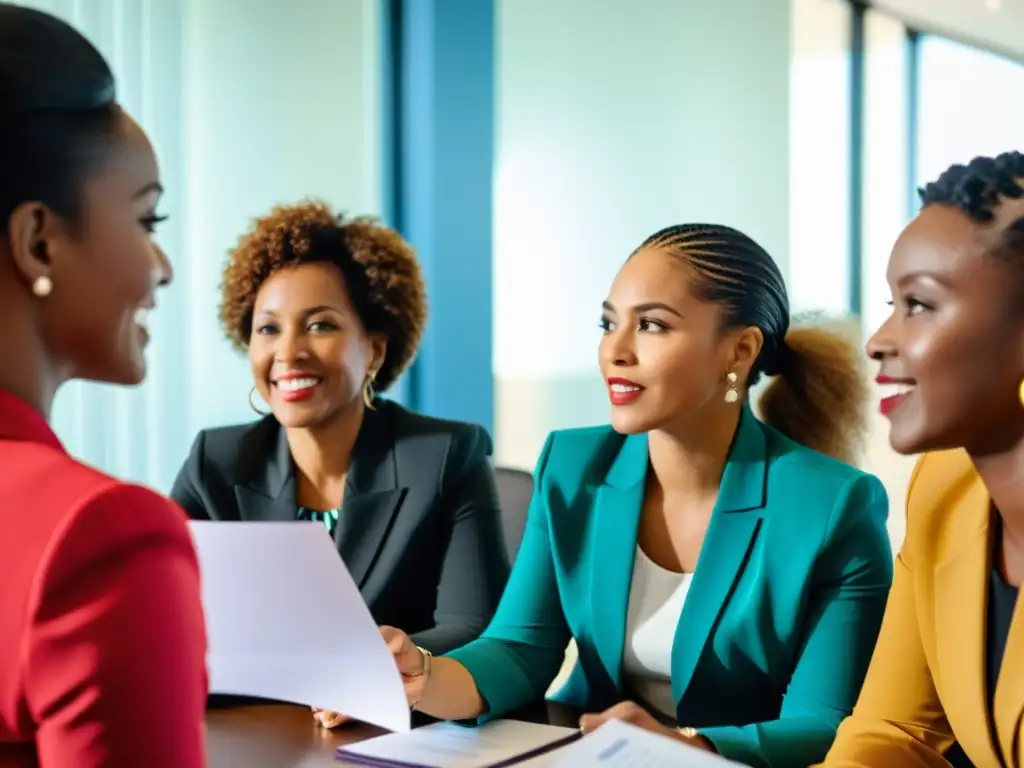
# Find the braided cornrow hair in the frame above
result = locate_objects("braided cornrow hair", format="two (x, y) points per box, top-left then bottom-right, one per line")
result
(639, 224), (869, 464)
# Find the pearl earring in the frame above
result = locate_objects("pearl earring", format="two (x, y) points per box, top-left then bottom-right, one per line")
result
(31, 276), (52, 298)
(724, 371), (739, 403)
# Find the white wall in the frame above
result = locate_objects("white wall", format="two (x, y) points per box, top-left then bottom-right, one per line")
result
(493, 0), (792, 470)
(181, 0), (382, 437)
(14, 0), (381, 493)
(789, 0), (851, 317)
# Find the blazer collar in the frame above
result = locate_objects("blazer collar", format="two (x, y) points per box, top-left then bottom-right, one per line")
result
(345, 404), (399, 494)
(590, 406), (769, 698)
(933, 469), (1024, 768)
(601, 405), (768, 511)
(713, 406), (768, 513)
(0, 388), (63, 451)
(240, 403), (398, 501)
(932, 474), (1002, 766)
(234, 403), (406, 589)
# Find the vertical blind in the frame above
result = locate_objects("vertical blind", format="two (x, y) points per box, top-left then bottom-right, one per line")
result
(12, 0), (384, 493)
(16, 0), (192, 493)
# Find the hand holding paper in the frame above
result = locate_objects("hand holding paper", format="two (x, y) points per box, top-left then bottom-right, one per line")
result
(381, 624), (430, 706)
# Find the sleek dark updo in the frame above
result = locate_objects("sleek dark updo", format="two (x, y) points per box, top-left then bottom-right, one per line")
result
(0, 3), (121, 235)
(640, 224), (869, 464)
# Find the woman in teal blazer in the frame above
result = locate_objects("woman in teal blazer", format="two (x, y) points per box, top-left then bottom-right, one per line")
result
(382, 224), (893, 768)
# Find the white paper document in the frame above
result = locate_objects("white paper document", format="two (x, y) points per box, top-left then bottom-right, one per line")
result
(189, 521), (410, 733)
(530, 720), (743, 767)
(336, 719), (580, 768)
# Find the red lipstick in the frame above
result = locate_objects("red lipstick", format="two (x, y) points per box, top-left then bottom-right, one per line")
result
(876, 375), (915, 417)
(607, 377), (644, 406)
(272, 371), (323, 403)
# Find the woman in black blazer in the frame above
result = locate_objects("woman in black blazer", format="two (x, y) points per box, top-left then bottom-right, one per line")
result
(170, 201), (510, 725)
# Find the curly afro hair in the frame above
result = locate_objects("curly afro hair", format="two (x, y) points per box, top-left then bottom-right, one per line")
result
(219, 199), (427, 393)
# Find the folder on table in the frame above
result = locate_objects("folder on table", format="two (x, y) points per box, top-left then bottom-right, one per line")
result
(336, 719), (580, 768)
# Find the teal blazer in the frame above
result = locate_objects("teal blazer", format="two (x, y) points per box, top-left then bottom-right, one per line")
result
(446, 408), (893, 768)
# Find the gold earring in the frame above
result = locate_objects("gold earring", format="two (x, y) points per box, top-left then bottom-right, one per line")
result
(363, 371), (377, 410)
(724, 371), (739, 404)
(31, 276), (52, 297)
(248, 387), (269, 416)
(1019, 378), (1024, 408)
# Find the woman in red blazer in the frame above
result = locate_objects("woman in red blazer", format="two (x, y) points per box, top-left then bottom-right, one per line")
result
(0, 6), (207, 767)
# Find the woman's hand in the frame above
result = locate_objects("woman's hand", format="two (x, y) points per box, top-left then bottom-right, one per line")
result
(311, 707), (349, 729)
(380, 625), (429, 707)
(579, 701), (714, 752)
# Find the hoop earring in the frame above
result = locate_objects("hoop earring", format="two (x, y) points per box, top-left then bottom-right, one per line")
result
(724, 371), (740, 404)
(248, 387), (269, 416)
(1019, 378), (1024, 409)
(363, 371), (377, 411)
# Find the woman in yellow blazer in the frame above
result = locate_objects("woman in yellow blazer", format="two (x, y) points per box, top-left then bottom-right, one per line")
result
(821, 151), (1024, 767)
(379, 224), (894, 768)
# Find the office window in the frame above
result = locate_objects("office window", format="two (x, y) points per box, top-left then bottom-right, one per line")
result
(916, 35), (1024, 190)
(860, 10), (911, 338)
(788, 0), (852, 316)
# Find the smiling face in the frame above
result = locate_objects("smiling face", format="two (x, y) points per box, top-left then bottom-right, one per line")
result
(598, 246), (761, 434)
(866, 203), (1024, 456)
(248, 261), (386, 429)
(7, 111), (172, 386)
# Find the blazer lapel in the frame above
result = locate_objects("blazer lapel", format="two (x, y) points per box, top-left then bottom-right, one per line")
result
(994, 534), (1024, 764)
(335, 405), (407, 588)
(995, 602), (1024, 767)
(590, 432), (648, 691)
(933, 477), (1000, 767)
(234, 419), (299, 523)
(671, 407), (765, 705)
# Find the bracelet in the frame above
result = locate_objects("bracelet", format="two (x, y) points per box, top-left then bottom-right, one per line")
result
(410, 646), (433, 710)
(416, 646), (433, 682)
(677, 727), (716, 753)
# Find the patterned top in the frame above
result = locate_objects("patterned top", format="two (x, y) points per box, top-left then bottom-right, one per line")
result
(296, 506), (340, 535)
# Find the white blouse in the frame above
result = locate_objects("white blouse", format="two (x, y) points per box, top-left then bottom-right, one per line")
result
(621, 545), (693, 718)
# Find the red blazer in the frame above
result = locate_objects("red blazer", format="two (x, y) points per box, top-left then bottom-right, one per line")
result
(0, 389), (208, 767)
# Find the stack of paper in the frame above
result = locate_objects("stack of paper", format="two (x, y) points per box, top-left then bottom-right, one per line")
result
(531, 720), (744, 767)
(189, 521), (411, 733)
(336, 719), (580, 768)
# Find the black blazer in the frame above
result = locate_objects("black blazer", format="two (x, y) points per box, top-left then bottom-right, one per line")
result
(170, 399), (510, 655)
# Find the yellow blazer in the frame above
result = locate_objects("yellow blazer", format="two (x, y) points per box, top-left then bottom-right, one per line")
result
(821, 449), (1024, 767)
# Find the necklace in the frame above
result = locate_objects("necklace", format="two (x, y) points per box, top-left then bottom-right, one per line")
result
(297, 506), (341, 533)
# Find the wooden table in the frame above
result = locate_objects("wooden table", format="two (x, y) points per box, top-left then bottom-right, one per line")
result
(205, 699), (580, 767)
(206, 703), (383, 767)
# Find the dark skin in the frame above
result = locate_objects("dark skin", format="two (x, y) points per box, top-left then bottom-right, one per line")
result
(0, 110), (172, 418)
(599, 247), (761, 575)
(589, 246), (762, 749)
(866, 200), (1024, 586)
(377, 246), (767, 745)
(248, 262), (386, 512)
(247, 261), (387, 731)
